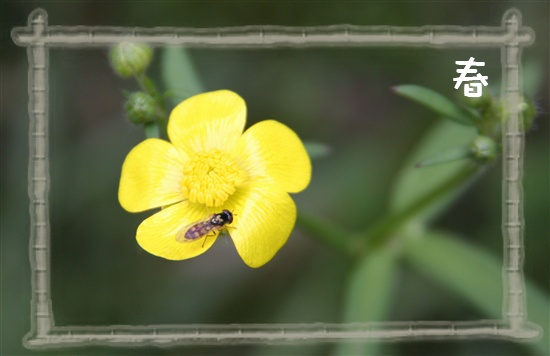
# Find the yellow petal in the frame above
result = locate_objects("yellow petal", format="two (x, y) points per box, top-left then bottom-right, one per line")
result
(228, 182), (297, 268)
(119, 138), (186, 212)
(234, 120), (311, 193)
(136, 202), (218, 260)
(168, 90), (246, 155)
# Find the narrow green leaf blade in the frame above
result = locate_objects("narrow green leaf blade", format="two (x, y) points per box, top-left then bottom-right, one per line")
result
(390, 120), (478, 225)
(394, 84), (478, 126)
(404, 231), (549, 355)
(404, 231), (503, 316)
(160, 47), (205, 107)
(415, 145), (470, 168)
(334, 247), (399, 355)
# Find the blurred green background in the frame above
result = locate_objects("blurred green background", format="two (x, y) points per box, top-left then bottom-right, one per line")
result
(2, 1), (548, 355)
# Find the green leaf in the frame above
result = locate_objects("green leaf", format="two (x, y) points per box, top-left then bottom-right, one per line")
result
(404, 231), (549, 355)
(334, 246), (399, 355)
(303, 141), (331, 159)
(415, 145), (470, 168)
(393, 85), (478, 126)
(160, 47), (205, 107)
(522, 61), (543, 96)
(390, 120), (478, 225)
(404, 231), (503, 316)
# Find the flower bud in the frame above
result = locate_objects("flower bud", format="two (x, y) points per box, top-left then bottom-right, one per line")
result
(461, 88), (493, 110)
(110, 42), (152, 78)
(470, 135), (498, 162)
(125, 92), (160, 124)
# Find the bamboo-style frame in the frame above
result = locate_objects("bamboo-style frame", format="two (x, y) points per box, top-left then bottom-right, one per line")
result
(12, 7), (540, 349)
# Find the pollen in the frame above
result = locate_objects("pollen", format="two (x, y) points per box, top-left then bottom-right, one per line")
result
(181, 149), (246, 207)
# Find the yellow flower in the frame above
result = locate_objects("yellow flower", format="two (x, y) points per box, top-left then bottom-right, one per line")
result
(118, 90), (311, 268)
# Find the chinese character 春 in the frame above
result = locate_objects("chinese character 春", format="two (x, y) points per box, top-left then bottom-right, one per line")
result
(453, 57), (488, 98)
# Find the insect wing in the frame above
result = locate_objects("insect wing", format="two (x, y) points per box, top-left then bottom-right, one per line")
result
(175, 216), (213, 243)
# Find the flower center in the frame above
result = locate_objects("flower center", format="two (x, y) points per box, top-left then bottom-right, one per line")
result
(181, 149), (245, 207)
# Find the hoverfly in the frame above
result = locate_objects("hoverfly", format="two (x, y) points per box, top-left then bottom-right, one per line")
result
(175, 209), (234, 245)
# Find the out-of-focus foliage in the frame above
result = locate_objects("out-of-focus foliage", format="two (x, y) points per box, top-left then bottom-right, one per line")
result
(2, 1), (548, 355)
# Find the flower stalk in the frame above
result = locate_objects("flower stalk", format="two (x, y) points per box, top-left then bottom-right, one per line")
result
(359, 163), (479, 252)
(296, 212), (361, 257)
(134, 73), (169, 138)
(296, 163), (480, 258)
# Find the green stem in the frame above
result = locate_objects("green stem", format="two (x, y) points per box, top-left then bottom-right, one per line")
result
(296, 212), (361, 257)
(296, 164), (481, 259)
(144, 122), (161, 139)
(359, 164), (480, 252)
(135, 74), (169, 138)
